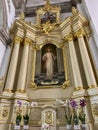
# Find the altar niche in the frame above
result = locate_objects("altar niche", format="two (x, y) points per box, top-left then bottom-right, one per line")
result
(35, 44), (65, 86)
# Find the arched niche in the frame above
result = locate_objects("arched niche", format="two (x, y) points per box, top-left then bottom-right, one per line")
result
(31, 42), (66, 88)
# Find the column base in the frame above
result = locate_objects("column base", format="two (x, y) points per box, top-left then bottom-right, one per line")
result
(73, 88), (88, 97)
(2, 90), (14, 97)
(87, 86), (98, 96)
(14, 91), (28, 99)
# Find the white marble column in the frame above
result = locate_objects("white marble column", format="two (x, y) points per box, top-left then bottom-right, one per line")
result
(67, 35), (83, 90)
(4, 36), (22, 92)
(16, 38), (31, 93)
(31, 46), (37, 88)
(76, 32), (97, 88)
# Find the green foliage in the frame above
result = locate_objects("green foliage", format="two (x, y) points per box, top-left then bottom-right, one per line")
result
(16, 114), (22, 121)
(23, 114), (29, 120)
(23, 114), (29, 125)
(73, 114), (79, 125)
(16, 114), (22, 125)
(79, 113), (86, 124)
(65, 113), (72, 125)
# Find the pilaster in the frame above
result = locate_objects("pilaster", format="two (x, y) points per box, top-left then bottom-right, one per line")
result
(75, 30), (97, 89)
(65, 34), (83, 92)
(14, 38), (32, 98)
(3, 36), (22, 95)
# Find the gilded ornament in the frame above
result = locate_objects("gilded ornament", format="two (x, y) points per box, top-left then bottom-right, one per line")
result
(38, 0), (60, 12)
(45, 111), (53, 125)
(19, 11), (25, 20)
(75, 87), (83, 91)
(14, 36), (23, 44)
(62, 80), (70, 89)
(4, 89), (12, 93)
(24, 38), (32, 45)
(74, 30), (84, 38)
(16, 89), (25, 93)
(72, 7), (78, 15)
(65, 34), (73, 42)
(88, 85), (97, 89)
(30, 81), (38, 90)
(41, 21), (57, 35)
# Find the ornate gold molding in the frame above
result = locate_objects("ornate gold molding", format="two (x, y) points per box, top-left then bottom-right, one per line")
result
(36, 0), (60, 12)
(24, 38), (32, 45)
(41, 21), (58, 35)
(14, 36), (23, 44)
(30, 81), (38, 90)
(72, 7), (78, 16)
(19, 11), (25, 21)
(65, 33), (73, 42)
(16, 89), (26, 93)
(62, 80), (70, 89)
(4, 89), (12, 93)
(75, 86), (84, 91)
(88, 85), (97, 89)
(74, 29), (85, 38)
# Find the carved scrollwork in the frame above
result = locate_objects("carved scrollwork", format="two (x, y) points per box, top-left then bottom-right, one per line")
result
(2, 106), (9, 118)
(92, 104), (98, 116)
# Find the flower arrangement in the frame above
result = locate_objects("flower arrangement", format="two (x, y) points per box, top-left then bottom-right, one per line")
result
(64, 98), (86, 127)
(65, 113), (72, 125)
(79, 99), (86, 124)
(70, 99), (79, 125)
(41, 123), (49, 130)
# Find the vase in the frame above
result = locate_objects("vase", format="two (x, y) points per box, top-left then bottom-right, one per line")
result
(24, 119), (29, 125)
(16, 119), (21, 125)
(81, 124), (88, 130)
(14, 125), (20, 129)
(74, 125), (81, 129)
(66, 124), (72, 129)
(24, 125), (29, 129)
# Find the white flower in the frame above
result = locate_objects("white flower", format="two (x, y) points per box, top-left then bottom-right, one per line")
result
(31, 102), (38, 107)
(42, 123), (49, 129)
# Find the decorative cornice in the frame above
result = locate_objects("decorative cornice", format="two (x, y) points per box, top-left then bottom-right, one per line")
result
(65, 33), (74, 42)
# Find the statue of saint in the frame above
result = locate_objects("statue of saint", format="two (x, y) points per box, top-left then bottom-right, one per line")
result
(42, 48), (56, 79)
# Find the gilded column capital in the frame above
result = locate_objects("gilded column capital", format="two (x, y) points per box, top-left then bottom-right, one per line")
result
(24, 38), (32, 45)
(65, 34), (73, 42)
(74, 30), (84, 38)
(14, 36), (23, 44)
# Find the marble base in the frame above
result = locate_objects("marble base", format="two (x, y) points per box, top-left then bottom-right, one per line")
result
(14, 92), (28, 99)
(2, 91), (14, 97)
(73, 89), (87, 97)
(24, 125), (29, 129)
(14, 125), (20, 129)
(87, 87), (98, 96)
